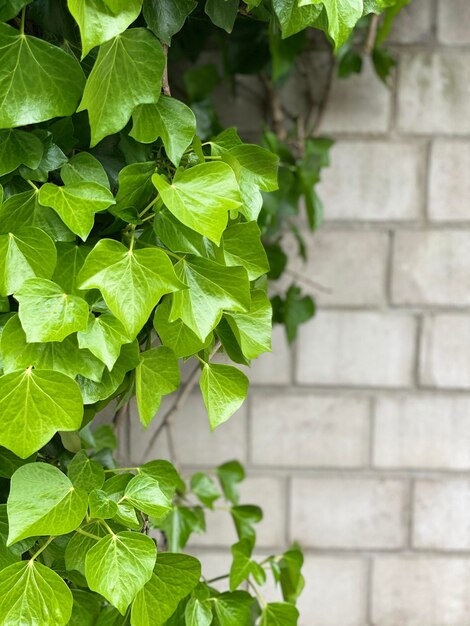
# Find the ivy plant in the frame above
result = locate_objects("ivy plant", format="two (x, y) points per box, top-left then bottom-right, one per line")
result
(0, 1), (406, 624)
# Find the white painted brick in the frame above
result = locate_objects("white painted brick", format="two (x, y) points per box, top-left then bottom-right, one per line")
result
(290, 478), (407, 548)
(185, 550), (233, 591)
(298, 557), (367, 626)
(429, 140), (470, 221)
(318, 57), (391, 134)
(374, 395), (470, 469)
(392, 230), (470, 305)
(290, 229), (388, 306)
(296, 311), (416, 387)
(372, 557), (470, 626)
(318, 141), (424, 221)
(129, 391), (247, 466)
(248, 324), (291, 386)
(414, 480), (470, 550)
(250, 391), (369, 468)
(438, 0), (470, 45)
(389, 0), (434, 43)
(398, 51), (470, 134)
(420, 315), (470, 389)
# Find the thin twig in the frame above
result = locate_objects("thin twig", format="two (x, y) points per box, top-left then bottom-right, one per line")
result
(259, 73), (287, 141)
(364, 14), (380, 55)
(162, 44), (171, 96)
(308, 55), (335, 136)
(284, 267), (332, 294)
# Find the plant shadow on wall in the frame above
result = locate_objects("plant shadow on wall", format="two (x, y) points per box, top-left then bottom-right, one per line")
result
(0, 1), (406, 624)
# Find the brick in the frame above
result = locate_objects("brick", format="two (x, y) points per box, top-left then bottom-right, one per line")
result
(398, 51), (470, 134)
(389, 0), (434, 43)
(298, 557), (367, 626)
(290, 478), (407, 548)
(372, 557), (470, 626)
(185, 550), (233, 592)
(374, 395), (470, 469)
(392, 230), (470, 306)
(414, 480), (470, 550)
(429, 140), (470, 221)
(250, 391), (369, 468)
(296, 311), (416, 387)
(420, 315), (470, 389)
(129, 391), (247, 466)
(438, 0), (470, 45)
(318, 141), (424, 221)
(290, 229), (388, 306)
(248, 324), (291, 386)
(318, 57), (391, 134)
(190, 475), (286, 549)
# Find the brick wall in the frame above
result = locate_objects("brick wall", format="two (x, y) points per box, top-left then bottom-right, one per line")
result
(126, 1), (470, 623)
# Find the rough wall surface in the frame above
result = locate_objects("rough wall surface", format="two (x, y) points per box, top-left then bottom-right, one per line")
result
(127, 1), (470, 623)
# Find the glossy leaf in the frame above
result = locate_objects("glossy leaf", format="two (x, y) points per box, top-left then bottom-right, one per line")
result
(0, 0), (31, 21)
(65, 521), (108, 577)
(212, 591), (254, 626)
(222, 222), (269, 281)
(185, 598), (212, 626)
(114, 161), (156, 218)
(52, 243), (91, 295)
(68, 449), (106, 492)
(215, 460), (244, 505)
(205, 0), (238, 33)
(299, 0), (363, 48)
(0, 128), (43, 176)
(272, 0), (322, 37)
(78, 313), (131, 370)
(199, 363), (249, 430)
(190, 472), (220, 509)
(225, 289), (272, 360)
(136, 346), (180, 426)
(159, 505), (205, 552)
(61, 152), (110, 188)
(143, 0), (197, 44)
(88, 489), (119, 519)
(124, 473), (173, 518)
(260, 603), (299, 626)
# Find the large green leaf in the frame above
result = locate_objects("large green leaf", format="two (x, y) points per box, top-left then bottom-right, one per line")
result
(78, 28), (165, 146)
(16, 278), (89, 342)
(131, 96), (196, 166)
(154, 297), (212, 358)
(7, 463), (88, 544)
(152, 163), (241, 245)
(124, 473), (173, 519)
(0, 227), (57, 296)
(78, 313), (131, 370)
(136, 346), (179, 426)
(222, 222), (269, 281)
(0, 561), (73, 626)
(0, 129), (43, 176)
(185, 598), (212, 626)
(0, 368), (83, 458)
(85, 531), (157, 614)
(0, 22), (85, 128)
(199, 363), (249, 430)
(131, 553), (200, 626)
(212, 591), (254, 626)
(38, 181), (115, 240)
(61, 152), (110, 188)
(225, 289), (272, 360)
(272, 0), (322, 38)
(143, 0), (197, 44)
(78, 239), (184, 337)
(300, 0), (363, 47)
(68, 0), (143, 58)
(170, 256), (250, 341)
(260, 603), (299, 626)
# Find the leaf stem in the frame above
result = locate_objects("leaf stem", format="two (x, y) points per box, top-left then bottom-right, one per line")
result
(206, 573), (230, 584)
(129, 226), (135, 252)
(104, 467), (139, 473)
(20, 6), (26, 34)
(100, 519), (116, 536)
(26, 179), (38, 191)
(138, 195), (159, 218)
(76, 528), (102, 541)
(164, 249), (182, 261)
(30, 536), (55, 561)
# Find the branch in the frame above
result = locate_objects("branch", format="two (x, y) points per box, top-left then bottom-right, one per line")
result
(308, 55), (335, 136)
(364, 14), (380, 55)
(259, 73), (287, 141)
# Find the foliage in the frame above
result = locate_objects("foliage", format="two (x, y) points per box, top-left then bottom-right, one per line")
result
(0, 1), (405, 624)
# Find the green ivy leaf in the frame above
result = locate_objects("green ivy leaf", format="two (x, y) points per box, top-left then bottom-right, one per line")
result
(131, 553), (201, 626)
(143, 0), (197, 44)
(152, 162), (241, 245)
(0, 368), (83, 458)
(0, 128), (44, 176)
(124, 473), (173, 519)
(68, 449), (106, 492)
(69, 589), (103, 626)
(88, 489), (119, 519)
(159, 505), (205, 552)
(190, 472), (220, 509)
(114, 161), (156, 218)
(68, 0), (143, 58)
(18, 129), (67, 182)
(52, 243), (91, 295)
(154, 297), (212, 358)
(0, 447), (36, 479)
(78, 28), (165, 146)
(140, 459), (186, 497)
(222, 222), (269, 281)
(279, 546), (304, 604)
(225, 289), (272, 360)
(78, 313), (131, 370)
(38, 181), (115, 240)
(229, 538), (256, 591)
(77, 239), (184, 338)
(85, 531), (157, 614)
(0, 561), (73, 626)
(154, 209), (216, 257)
(299, 0), (363, 48)
(199, 363), (249, 430)
(65, 521), (108, 577)
(61, 152), (110, 188)
(16, 278), (89, 342)
(272, 0), (322, 37)
(215, 460), (244, 505)
(231, 505), (263, 542)
(212, 591), (254, 626)
(0, 226), (57, 296)
(260, 603), (299, 626)
(131, 96), (196, 166)
(272, 284), (315, 343)
(136, 346), (180, 426)
(0, 22), (85, 128)
(185, 597), (212, 626)
(205, 0), (238, 33)
(102, 473), (141, 530)
(7, 463), (88, 544)
(0, 0), (31, 21)
(170, 256), (250, 341)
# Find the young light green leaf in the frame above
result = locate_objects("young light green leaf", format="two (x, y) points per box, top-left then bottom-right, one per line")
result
(154, 297), (213, 358)
(131, 96), (196, 166)
(215, 143), (279, 193)
(140, 459), (186, 498)
(0, 561), (73, 626)
(7, 463), (88, 544)
(0, 227), (57, 296)
(0, 368), (83, 458)
(211, 591), (254, 626)
(0, 22), (85, 128)
(0, 128), (44, 176)
(185, 597), (212, 626)
(78, 313), (131, 370)
(222, 222), (269, 281)
(78, 28), (165, 146)
(229, 538), (255, 591)
(299, 0), (363, 48)
(131, 553), (201, 626)
(200, 363), (249, 430)
(170, 256), (250, 341)
(68, 0), (143, 58)
(88, 489), (119, 519)
(231, 505), (263, 542)
(68, 449), (105, 492)
(124, 473), (173, 519)
(136, 346), (180, 427)
(77, 239), (184, 338)
(190, 472), (220, 509)
(152, 162), (241, 244)
(260, 602), (299, 626)
(16, 278), (89, 342)
(85, 531), (157, 614)
(61, 152), (110, 188)
(38, 181), (115, 240)
(143, 0), (197, 44)
(272, 0), (322, 37)
(225, 289), (272, 360)
(102, 473), (141, 530)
